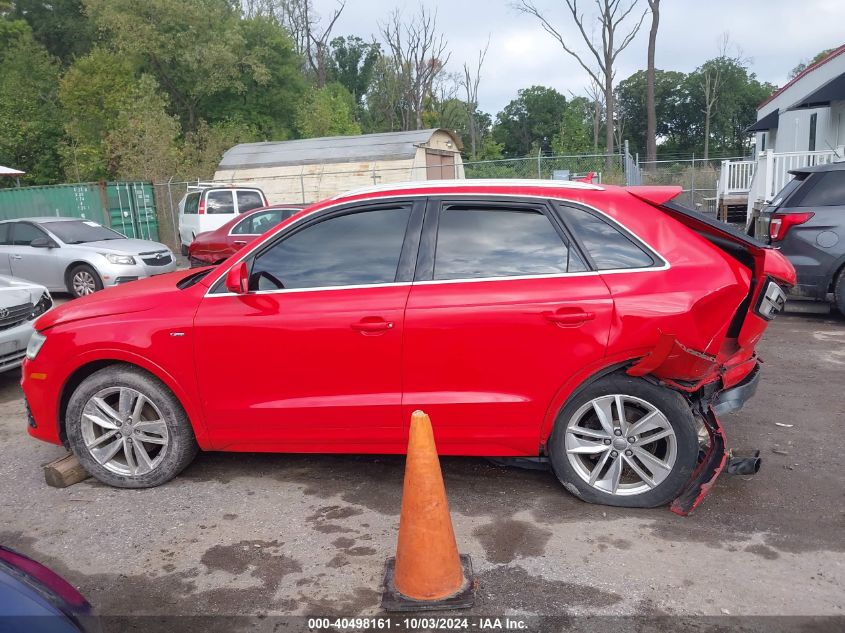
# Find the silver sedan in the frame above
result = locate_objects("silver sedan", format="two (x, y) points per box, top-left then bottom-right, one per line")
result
(0, 274), (51, 373)
(0, 218), (177, 297)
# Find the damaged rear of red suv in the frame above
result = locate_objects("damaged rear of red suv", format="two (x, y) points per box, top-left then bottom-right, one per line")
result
(622, 187), (795, 514)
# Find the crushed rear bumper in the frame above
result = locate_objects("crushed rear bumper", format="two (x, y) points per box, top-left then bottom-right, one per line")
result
(670, 408), (727, 516)
(713, 364), (761, 416)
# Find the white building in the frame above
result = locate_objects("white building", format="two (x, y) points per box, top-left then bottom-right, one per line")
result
(718, 45), (845, 222)
(751, 44), (845, 154)
(213, 129), (464, 204)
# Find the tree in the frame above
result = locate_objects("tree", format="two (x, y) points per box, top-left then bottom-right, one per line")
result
(105, 76), (181, 182)
(295, 82), (361, 138)
(253, 0), (346, 86)
(516, 0), (647, 161)
(645, 0), (659, 164)
(0, 19), (63, 184)
(493, 85), (568, 157)
(85, 0), (263, 132)
(362, 53), (406, 132)
(7, 0), (94, 64)
(789, 48), (835, 79)
(59, 48), (142, 180)
(328, 35), (381, 107)
(380, 5), (451, 130)
(461, 38), (490, 159)
(201, 15), (306, 140)
(615, 69), (685, 155)
(551, 96), (594, 155)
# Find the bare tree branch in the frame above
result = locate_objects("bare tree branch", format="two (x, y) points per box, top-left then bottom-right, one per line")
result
(461, 36), (490, 158)
(515, 0), (646, 158)
(380, 5), (451, 130)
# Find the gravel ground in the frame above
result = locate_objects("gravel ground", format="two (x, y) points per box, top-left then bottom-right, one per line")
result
(0, 310), (842, 624)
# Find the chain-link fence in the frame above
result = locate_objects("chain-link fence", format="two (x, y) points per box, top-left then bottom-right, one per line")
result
(151, 150), (738, 251)
(638, 156), (746, 212)
(464, 152), (629, 184)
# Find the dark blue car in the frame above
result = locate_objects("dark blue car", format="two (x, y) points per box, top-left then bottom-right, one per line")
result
(0, 545), (96, 633)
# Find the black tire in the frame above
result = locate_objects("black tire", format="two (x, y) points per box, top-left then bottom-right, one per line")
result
(180, 243), (189, 256)
(834, 267), (845, 316)
(548, 374), (699, 508)
(67, 263), (103, 298)
(66, 364), (198, 488)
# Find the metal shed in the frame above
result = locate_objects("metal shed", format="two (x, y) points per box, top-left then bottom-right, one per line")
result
(213, 129), (464, 204)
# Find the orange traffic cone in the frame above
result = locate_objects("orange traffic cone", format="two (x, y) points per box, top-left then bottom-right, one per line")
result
(381, 410), (475, 611)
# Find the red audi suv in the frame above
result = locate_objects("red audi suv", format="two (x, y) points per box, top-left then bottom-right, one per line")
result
(22, 180), (795, 512)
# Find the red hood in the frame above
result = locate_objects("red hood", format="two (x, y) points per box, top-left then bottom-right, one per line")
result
(35, 269), (199, 331)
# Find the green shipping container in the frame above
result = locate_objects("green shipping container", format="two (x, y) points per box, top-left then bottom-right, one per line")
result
(0, 181), (159, 241)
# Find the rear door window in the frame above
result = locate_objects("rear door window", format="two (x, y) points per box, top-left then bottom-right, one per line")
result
(433, 205), (586, 281)
(786, 171), (845, 207)
(206, 190), (235, 214)
(231, 210), (285, 235)
(557, 205), (655, 270)
(236, 190), (266, 213)
(0, 224), (9, 245)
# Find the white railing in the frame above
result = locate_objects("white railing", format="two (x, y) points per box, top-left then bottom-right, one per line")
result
(717, 148), (844, 225)
(719, 160), (756, 196)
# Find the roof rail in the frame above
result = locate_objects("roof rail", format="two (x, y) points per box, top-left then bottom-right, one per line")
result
(186, 180), (261, 192)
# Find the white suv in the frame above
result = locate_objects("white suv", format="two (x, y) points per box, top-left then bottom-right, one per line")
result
(177, 185), (267, 254)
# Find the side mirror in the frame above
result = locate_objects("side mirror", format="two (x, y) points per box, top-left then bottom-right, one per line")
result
(225, 261), (249, 294)
(30, 237), (56, 249)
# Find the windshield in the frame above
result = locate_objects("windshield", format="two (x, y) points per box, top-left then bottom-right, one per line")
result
(42, 221), (125, 244)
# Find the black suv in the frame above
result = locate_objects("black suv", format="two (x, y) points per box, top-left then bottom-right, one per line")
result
(756, 162), (845, 313)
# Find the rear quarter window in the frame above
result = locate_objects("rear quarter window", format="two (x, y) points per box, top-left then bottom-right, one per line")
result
(556, 204), (656, 270)
(183, 192), (200, 215)
(786, 171), (845, 207)
(236, 190), (266, 213)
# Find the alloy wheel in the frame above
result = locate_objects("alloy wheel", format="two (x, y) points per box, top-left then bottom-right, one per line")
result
(564, 394), (677, 496)
(80, 387), (169, 476)
(73, 271), (97, 296)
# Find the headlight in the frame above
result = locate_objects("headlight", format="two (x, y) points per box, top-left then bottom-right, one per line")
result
(26, 331), (46, 360)
(28, 292), (53, 320)
(103, 253), (136, 265)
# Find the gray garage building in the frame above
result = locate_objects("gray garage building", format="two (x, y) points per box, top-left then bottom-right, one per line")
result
(213, 128), (464, 204)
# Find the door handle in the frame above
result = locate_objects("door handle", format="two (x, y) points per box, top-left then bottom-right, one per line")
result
(233, 240), (248, 246)
(542, 309), (595, 327)
(11, 255), (22, 260)
(351, 318), (394, 334)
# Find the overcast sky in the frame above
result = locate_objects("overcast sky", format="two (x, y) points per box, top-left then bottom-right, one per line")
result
(311, 0), (844, 115)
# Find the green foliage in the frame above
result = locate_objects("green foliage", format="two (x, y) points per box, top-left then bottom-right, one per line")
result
(8, 0), (94, 64)
(59, 48), (142, 179)
(493, 86), (568, 157)
(105, 76), (181, 182)
(615, 60), (774, 158)
(180, 120), (259, 181)
(296, 83), (361, 138)
(0, 20), (63, 184)
(328, 36), (381, 107)
(550, 97), (594, 155)
(683, 57), (774, 156)
(789, 48), (836, 79)
(84, 0), (284, 132)
(615, 69), (687, 155)
(200, 16), (306, 140)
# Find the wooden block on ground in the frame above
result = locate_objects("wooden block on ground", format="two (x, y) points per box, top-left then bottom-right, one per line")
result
(44, 453), (90, 488)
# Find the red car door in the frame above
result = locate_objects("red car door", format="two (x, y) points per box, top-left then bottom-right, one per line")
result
(193, 199), (423, 452)
(402, 198), (614, 456)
